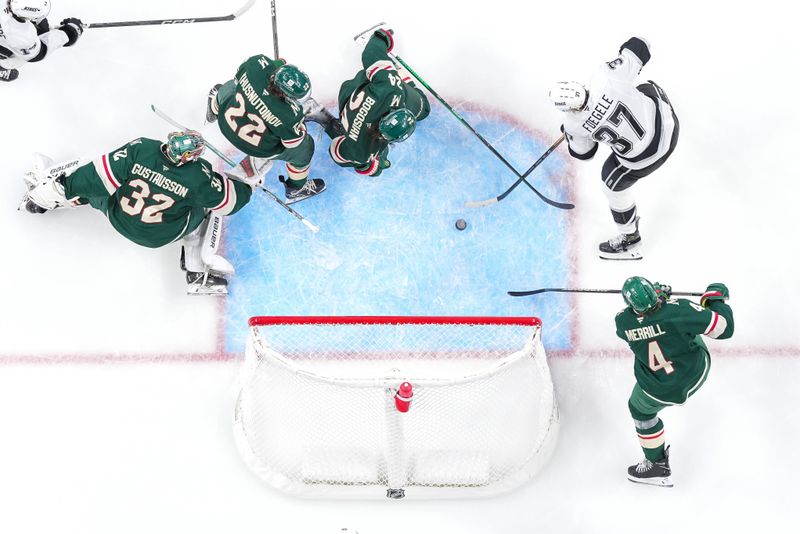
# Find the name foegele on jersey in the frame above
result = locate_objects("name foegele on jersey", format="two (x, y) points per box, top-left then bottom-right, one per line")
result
(581, 94), (615, 134)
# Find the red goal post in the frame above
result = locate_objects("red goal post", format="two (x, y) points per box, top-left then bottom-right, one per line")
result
(234, 315), (558, 499)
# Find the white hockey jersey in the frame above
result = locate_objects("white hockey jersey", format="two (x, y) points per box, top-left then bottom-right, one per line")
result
(0, 6), (67, 69)
(562, 37), (678, 171)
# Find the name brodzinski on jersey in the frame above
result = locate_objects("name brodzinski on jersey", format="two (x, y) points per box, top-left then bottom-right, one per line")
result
(349, 95), (376, 142)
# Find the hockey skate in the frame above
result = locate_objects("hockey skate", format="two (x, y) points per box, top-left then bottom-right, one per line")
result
(599, 217), (642, 260)
(206, 83), (222, 123)
(280, 175), (326, 204)
(0, 67), (19, 82)
(303, 97), (345, 137)
(180, 246), (230, 296)
(627, 446), (673, 487)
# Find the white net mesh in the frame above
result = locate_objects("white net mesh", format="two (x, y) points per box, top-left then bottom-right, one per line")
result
(233, 317), (559, 499)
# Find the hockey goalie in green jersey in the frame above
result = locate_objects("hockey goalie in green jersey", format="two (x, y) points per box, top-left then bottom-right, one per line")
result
(616, 276), (734, 487)
(207, 54), (325, 205)
(319, 27), (430, 177)
(21, 131), (256, 295)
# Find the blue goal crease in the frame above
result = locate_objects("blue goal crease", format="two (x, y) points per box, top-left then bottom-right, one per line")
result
(223, 105), (574, 354)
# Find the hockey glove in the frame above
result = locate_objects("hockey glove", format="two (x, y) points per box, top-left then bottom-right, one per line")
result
(374, 28), (395, 52)
(59, 18), (84, 47)
(700, 283), (729, 308)
(653, 282), (672, 301)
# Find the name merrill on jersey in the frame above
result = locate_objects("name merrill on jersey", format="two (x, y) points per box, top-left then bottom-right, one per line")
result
(349, 95), (376, 141)
(625, 323), (666, 342)
(581, 94), (615, 133)
(237, 72), (283, 127)
(131, 163), (189, 198)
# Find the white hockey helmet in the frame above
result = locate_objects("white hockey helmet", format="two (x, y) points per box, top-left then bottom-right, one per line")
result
(9, 0), (51, 21)
(548, 81), (588, 112)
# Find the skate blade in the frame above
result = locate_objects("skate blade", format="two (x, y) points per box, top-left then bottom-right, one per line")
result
(285, 184), (327, 205)
(627, 474), (673, 487)
(599, 246), (643, 261)
(186, 281), (228, 296)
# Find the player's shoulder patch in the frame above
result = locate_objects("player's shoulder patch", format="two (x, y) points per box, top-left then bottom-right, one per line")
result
(606, 57), (625, 70)
(129, 138), (144, 146)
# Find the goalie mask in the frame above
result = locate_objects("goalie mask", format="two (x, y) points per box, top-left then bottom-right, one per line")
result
(9, 0), (51, 21)
(549, 81), (589, 112)
(622, 276), (660, 315)
(163, 131), (206, 166)
(379, 108), (416, 143)
(272, 64), (311, 100)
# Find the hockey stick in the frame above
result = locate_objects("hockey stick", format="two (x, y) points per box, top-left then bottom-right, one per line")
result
(150, 104), (320, 233)
(394, 54), (573, 210)
(507, 288), (703, 297)
(85, 0), (255, 29)
(465, 134), (566, 208)
(270, 0), (280, 59)
(352, 24), (571, 210)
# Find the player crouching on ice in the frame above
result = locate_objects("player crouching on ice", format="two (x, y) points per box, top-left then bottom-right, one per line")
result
(616, 276), (734, 487)
(306, 26), (430, 177)
(0, 0), (83, 82)
(550, 37), (679, 260)
(21, 132), (258, 296)
(206, 55), (325, 205)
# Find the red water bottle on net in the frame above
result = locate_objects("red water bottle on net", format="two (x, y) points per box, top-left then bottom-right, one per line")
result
(394, 382), (413, 413)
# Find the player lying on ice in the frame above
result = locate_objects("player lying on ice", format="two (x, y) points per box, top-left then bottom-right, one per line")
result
(206, 54), (325, 205)
(616, 276), (733, 487)
(21, 132), (258, 296)
(305, 26), (431, 177)
(0, 0), (82, 82)
(550, 37), (679, 260)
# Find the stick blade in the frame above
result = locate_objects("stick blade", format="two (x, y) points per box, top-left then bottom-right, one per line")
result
(464, 198), (498, 208)
(507, 289), (548, 297)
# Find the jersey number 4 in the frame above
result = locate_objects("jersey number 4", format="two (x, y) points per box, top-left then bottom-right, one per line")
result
(648, 340), (674, 374)
(225, 93), (267, 147)
(119, 179), (175, 224)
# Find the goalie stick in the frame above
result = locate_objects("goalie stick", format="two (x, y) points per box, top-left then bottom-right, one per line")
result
(353, 24), (574, 211)
(84, 0), (255, 29)
(507, 288), (703, 297)
(150, 105), (320, 233)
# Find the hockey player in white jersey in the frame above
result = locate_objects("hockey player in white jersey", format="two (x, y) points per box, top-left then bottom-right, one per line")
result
(0, 0), (83, 82)
(550, 37), (679, 260)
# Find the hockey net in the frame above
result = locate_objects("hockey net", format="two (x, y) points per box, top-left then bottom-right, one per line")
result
(234, 316), (559, 499)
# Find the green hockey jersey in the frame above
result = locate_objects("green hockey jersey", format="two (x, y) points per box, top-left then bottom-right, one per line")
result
(216, 55), (307, 158)
(330, 31), (430, 176)
(64, 138), (252, 248)
(615, 298), (734, 404)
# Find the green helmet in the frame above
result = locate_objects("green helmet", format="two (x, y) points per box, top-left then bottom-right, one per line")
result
(379, 108), (416, 143)
(163, 130), (206, 166)
(622, 276), (660, 314)
(272, 64), (311, 100)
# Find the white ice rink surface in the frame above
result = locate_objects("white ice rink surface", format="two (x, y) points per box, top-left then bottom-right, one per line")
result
(2, 0), (799, 532)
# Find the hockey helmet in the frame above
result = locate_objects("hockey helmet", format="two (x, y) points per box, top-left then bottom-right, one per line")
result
(622, 276), (660, 315)
(272, 64), (311, 100)
(9, 0), (51, 21)
(163, 131), (206, 166)
(549, 81), (589, 112)
(379, 108), (416, 143)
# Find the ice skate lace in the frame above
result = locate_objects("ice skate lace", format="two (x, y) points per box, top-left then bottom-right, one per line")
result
(635, 459), (653, 473)
(608, 233), (627, 249)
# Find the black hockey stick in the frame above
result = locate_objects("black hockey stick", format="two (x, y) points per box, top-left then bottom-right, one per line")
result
(150, 104), (320, 233)
(85, 0), (255, 29)
(392, 54), (574, 211)
(507, 288), (703, 297)
(465, 134), (566, 208)
(270, 0), (280, 59)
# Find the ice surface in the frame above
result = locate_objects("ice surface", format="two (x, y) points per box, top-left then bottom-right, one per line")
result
(1, 0), (799, 532)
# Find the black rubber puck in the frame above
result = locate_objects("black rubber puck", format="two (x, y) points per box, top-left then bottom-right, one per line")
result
(455, 219), (467, 231)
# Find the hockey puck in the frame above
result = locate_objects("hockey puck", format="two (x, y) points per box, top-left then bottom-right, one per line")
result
(455, 219), (467, 231)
